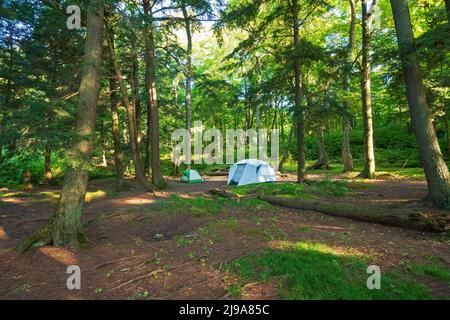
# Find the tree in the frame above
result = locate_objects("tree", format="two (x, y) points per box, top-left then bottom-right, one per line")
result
(292, 0), (306, 183)
(143, 0), (163, 186)
(342, 0), (356, 173)
(390, 0), (450, 208)
(181, 2), (193, 169)
(108, 45), (126, 191)
(105, 19), (153, 191)
(360, 0), (378, 179)
(44, 145), (52, 183)
(19, 0), (105, 250)
(446, 0), (450, 22)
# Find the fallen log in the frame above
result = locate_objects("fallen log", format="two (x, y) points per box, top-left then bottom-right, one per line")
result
(209, 188), (258, 201)
(209, 188), (239, 200)
(257, 194), (448, 232)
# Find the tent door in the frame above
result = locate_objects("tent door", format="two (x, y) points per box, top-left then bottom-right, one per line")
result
(230, 164), (245, 185)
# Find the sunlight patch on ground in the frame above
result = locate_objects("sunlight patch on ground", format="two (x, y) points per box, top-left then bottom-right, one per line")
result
(267, 240), (366, 258)
(0, 226), (9, 240)
(39, 191), (60, 200)
(0, 198), (28, 204)
(111, 197), (155, 205)
(39, 246), (78, 266)
(85, 190), (107, 202)
(153, 191), (170, 198)
(177, 194), (197, 199)
(309, 224), (346, 231)
(0, 192), (25, 198)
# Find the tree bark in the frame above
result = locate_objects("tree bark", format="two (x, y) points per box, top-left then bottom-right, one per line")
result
(44, 145), (53, 183)
(18, 0), (105, 250)
(279, 124), (294, 172)
(293, 0), (306, 183)
(182, 4), (192, 169)
(360, 0), (378, 179)
(390, 0), (450, 208)
(23, 170), (31, 190)
(109, 54), (126, 190)
(342, 0), (356, 173)
(311, 128), (330, 169)
(105, 20), (152, 191)
(258, 194), (447, 232)
(131, 49), (142, 145)
(0, 117), (3, 163)
(444, 111), (450, 159)
(445, 0), (450, 23)
(143, 0), (163, 186)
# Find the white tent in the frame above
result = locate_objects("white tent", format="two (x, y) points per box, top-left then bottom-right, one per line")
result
(227, 159), (277, 186)
(180, 169), (204, 183)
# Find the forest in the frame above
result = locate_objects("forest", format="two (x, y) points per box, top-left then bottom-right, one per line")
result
(0, 0), (449, 301)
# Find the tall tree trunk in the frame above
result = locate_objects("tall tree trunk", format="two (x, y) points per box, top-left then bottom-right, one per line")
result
(278, 124), (294, 172)
(19, 0), (105, 250)
(99, 117), (108, 167)
(445, 0), (450, 23)
(271, 100), (278, 130)
(109, 56), (126, 190)
(23, 170), (31, 190)
(360, 0), (378, 179)
(444, 112), (450, 159)
(145, 99), (151, 175)
(182, 4), (192, 169)
(342, 0), (356, 173)
(390, 0), (450, 208)
(1, 23), (13, 161)
(44, 145), (53, 183)
(131, 49), (142, 145)
(293, 0), (306, 183)
(105, 20), (152, 191)
(143, 0), (163, 186)
(0, 118), (3, 163)
(312, 128), (330, 169)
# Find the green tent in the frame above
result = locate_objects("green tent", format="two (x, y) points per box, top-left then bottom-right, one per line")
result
(180, 169), (204, 183)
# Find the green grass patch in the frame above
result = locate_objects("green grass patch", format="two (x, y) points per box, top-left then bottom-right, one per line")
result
(225, 241), (431, 299)
(156, 194), (223, 216)
(297, 225), (312, 232)
(231, 183), (312, 199)
(283, 160), (428, 179)
(231, 180), (350, 199)
(219, 197), (278, 212)
(216, 217), (240, 230)
(310, 180), (350, 197)
(411, 262), (450, 283)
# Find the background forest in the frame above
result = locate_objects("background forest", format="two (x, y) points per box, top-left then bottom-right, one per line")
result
(0, 0), (448, 186)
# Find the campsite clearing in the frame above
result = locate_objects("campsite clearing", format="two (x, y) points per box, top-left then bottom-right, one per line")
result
(0, 174), (449, 299)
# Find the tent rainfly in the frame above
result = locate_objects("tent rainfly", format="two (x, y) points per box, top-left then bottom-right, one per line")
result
(227, 159), (277, 186)
(180, 169), (204, 183)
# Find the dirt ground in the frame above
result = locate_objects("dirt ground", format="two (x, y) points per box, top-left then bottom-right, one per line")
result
(0, 174), (449, 299)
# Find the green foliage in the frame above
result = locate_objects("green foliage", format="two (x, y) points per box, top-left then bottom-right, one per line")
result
(0, 154), (44, 186)
(0, 151), (115, 186)
(227, 241), (431, 299)
(1, 0), (448, 199)
(303, 125), (450, 168)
